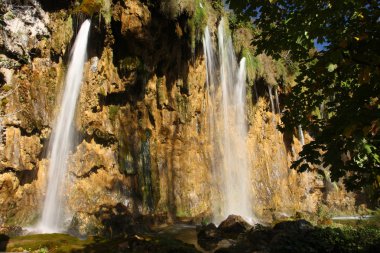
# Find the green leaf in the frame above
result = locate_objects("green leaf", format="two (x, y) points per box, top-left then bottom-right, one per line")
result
(327, 63), (337, 72)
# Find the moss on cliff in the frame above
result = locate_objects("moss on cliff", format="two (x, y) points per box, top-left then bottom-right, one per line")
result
(188, 0), (208, 53)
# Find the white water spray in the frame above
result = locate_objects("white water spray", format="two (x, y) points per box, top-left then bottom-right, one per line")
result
(298, 124), (305, 146)
(268, 86), (275, 114)
(274, 88), (280, 114)
(37, 20), (91, 233)
(204, 19), (254, 223)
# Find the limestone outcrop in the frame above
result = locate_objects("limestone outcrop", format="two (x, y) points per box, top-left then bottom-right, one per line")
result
(0, 0), (358, 231)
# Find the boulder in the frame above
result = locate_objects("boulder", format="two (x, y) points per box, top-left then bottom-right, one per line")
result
(218, 215), (252, 238)
(197, 223), (222, 251)
(245, 225), (274, 252)
(273, 219), (313, 231)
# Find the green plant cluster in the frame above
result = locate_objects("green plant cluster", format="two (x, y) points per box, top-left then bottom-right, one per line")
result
(270, 226), (380, 253)
(231, 18), (298, 92)
(226, 0), (380, 202)
(189, 0), (208, 52)
(241, 47), (296, 91)
(74, 0), (111, 23)
(226, 222), (380, 253)
(108, 105), (119, 122)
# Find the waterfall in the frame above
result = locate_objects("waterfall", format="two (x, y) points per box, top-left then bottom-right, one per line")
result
(37, 20), (91, 233)
(204, 19), (255, 224)
(298, 125), (305, 146)
(274, 88), (280, 114)
(268, 86), (275, 114)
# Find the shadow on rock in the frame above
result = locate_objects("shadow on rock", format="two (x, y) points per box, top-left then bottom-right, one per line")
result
(0, 234), (9, 251)
(69, 202), (149, 238)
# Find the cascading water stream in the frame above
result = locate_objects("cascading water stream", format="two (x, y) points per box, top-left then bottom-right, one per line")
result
(37, 20), (91, 233)
(298, 125), (305, 146)
(268, 86), (275, 115)
(274, 88), (280, 114)
(204, 19), (255, 224)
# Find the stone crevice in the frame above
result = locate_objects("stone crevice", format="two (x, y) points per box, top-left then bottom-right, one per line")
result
(71, 165), (105, 179)
(0, 167), (38, 186)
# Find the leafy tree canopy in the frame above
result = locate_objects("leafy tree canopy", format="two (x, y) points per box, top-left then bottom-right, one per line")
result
(226, 0), (380, 201)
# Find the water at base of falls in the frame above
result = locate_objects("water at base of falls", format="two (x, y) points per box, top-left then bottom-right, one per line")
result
(36, 20), (91, 233)
(204, 19), (255, 224)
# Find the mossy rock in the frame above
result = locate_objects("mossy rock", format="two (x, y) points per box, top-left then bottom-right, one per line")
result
(119, 57), (142, 74)
(3, 233), (201, 253)
(108, 105), (119, 122)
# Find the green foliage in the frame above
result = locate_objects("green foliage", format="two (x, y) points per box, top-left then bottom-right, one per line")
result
(210, 0), (224, 13)
(266, 225), (380, 253)
(240, 47), (293, 89)
(75, 0), (111, 23)
(159, 0), (195, 19)
(242, 48), (261, 85)
(75, 0), (102, 15)
(119, 56), (142, 73)
(1, 84), (11, 92)
(227, 220), (380, 253)
(227, 0), (380, 201)
(1, 98), (8, 107)
(316, 204), (333, 221)
(232, 20), (256, 54)
(189, 0), (208, 52)
(108, 105), (119, 122)
(176, 208), (191, 218)
(192, 0), (207, 33)
(35, 247), (48, 253)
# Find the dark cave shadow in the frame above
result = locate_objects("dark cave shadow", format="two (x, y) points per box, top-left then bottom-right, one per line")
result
(38, 0), (72, 11)
(282, 130), (294, 157)
(93, 203), (147, 238)
(105, 7), (194, 107)
(0, 234), (9, 251)
(250, 77), (270, 106)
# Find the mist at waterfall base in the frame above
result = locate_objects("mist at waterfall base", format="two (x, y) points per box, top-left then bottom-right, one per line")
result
(203, 19), (255, 224)
(36, 20), (91, 233)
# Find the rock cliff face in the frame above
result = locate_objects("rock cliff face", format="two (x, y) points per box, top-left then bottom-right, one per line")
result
(0, 0), (356, 231)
